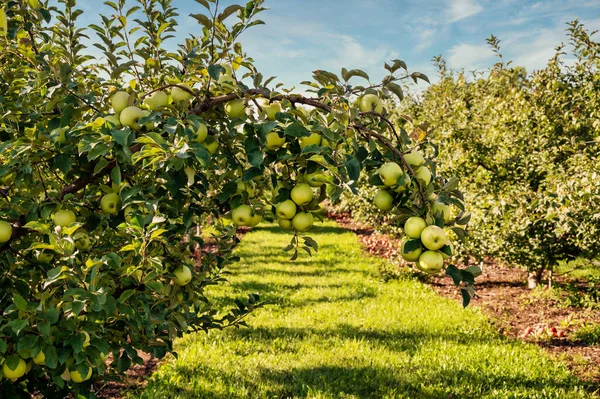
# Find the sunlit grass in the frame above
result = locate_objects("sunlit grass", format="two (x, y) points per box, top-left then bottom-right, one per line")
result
(135, 222), (593, 399)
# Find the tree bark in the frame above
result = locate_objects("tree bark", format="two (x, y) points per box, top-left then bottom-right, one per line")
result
(527, 266), (545, 289)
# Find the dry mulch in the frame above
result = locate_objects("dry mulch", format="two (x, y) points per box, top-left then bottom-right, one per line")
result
(327, 210), (600, 388)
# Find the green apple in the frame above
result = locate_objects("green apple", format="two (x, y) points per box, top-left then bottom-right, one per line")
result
(247, 213), (262, 227)
(185, 167), (195, 186)
(359, 93), (383, 113)
(304, 171), (330, 188)
(373, 189), (394, 211)
(292, 212), (314, 232)
(278, 218), (293, 229)
(263, 102), (281, 121)
(104, 115), (121, 128)
(217, 74), (236, 93)
(404, 216), (427, 239)
(299, 132), (321, 148)
(415, 166), (432, 186)
(194, 123), (208, 143)
(404, 151), (425, 169)
(119, 106), (145, 130)
(32, 350), (45, 365)
(69, 366), (92, 383)
(265, 132), (286, 150)
(378, 162), (403, 186)
(0, 220), (12, 243)
(465, 265), (482, 277)
(171, 85), (193, 102)
(73, 231), (91, 250)
(420, 225), (447, 250)
(418, 250), (444, 274)
(231, 205), (254, 226)
(440, 240), (454, 260)
(393, 174), (411, 193)
(101, 193), (122, 214)
(224, 99), (246, 118)
(54, 210), (76, 226)
(143, 91), (169, 110)
(290, 183), (313, 206)
(37, 250), (53, 263)
(203, 137), (219, 155)
(432, 201), (453, 223)
(173, 265), (192, 286)
(110, 91), (130, 114)
(3, 357), (27, 379)
(400, 238), (423, 262)
(275, 200), (297, 220)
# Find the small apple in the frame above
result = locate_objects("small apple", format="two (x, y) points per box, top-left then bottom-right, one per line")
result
(378, 162), (403, 186)
(143, 91), (169, 110)
(403, 217), (427, 239)
(420, 225), (447, 250)
(400, 238), (423, 262)
(0, 220), (12, 243)
(276, 200), (297, 220)
(203, 137), (219, 155)
(432, 201), (453, 223)
(104, 115), (121, 128)
(404, 151), (425, 169)
(173, 265), (192, 286)
(217, 74), (236, 93)
(418, 250), (444, 274)
(304, 171), (330, 188)
(278, 218), (293, 229)
(32, 350), (45, 365)
(373, 189), (394, 211)
(110, 91), (131, 114)
(247, 213), (262, 227)
(73, 231), (91, 250)
(194, 123), (208, 143)
(224, 99), (246, 118)
(37, 250), (53, 263)
(299, 132), (321, 148)
(231, 205), (254, 226)
(101, 193), (122, 214)
(393, 174), (411, 193)
(263, 102), (281, 121)
(265, 132), (286, 150)
(171, 85), (193, 102)
(69, 366), (92, 383)
(440, 240), (454, 260)
(3, 357), (27, 379)
(359, 93), (383, 113)
(465, 265), (482, 277)
(415, 167), (432, 186)
(119, 106), (145, 130)
(290, 183), (313, 206)
(54, 210), (76, 226)
(292, 212), (314, 232)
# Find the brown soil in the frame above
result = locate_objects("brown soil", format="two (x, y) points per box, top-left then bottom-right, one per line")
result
(327, 210), (600, 389)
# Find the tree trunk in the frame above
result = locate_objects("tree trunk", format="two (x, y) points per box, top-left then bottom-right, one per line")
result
(527, 266), (545, 289)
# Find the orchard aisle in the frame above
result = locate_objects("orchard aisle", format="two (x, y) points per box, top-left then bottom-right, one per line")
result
(136, 222), (591, 399)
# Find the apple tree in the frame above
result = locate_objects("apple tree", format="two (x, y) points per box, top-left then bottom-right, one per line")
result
(403, 26), (600, 287)
(0, 0), (471, 396)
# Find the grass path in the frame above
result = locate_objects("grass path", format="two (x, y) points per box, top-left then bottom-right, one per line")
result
(137, 222), (591, 399)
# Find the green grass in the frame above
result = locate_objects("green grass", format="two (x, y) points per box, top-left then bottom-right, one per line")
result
(136, 222), (594, 399)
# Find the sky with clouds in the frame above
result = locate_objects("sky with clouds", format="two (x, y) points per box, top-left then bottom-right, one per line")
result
(75, 0), (600, 89)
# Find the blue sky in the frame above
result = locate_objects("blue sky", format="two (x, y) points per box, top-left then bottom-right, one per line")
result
(75, 0), (600, 89)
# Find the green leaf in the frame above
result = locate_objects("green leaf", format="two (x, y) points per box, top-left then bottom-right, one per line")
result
(284, 122), (310, 138)
(7, 319), (28, 335)
(345, 156), (361, 182)
(111, 129), (133, 147)
(93, 158), (110, 175)
(111, 164), (121, 186)
(53, 154), (72, 174)
(385, 82), (404, 102)
(384, 59), (407, 73)
(341, 68), (370, 82)
(460, 288), (471, 308)
(208, 64), (225, 80)
(190, 13), (212, 30)
(13, 294), (27, 311)
(445, 264), (462, 287)
(244, 136), (263, 167)
(411, 72), (430, 84)
(218, 5), (243, 21)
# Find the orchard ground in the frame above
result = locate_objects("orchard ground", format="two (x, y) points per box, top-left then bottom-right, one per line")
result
(110, 221), (596, 399)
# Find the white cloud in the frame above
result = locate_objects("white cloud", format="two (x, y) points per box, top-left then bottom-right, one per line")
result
(416, 29), (437, 51)
(448, 0), (484, 23)
(447, 43), (495, 69)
